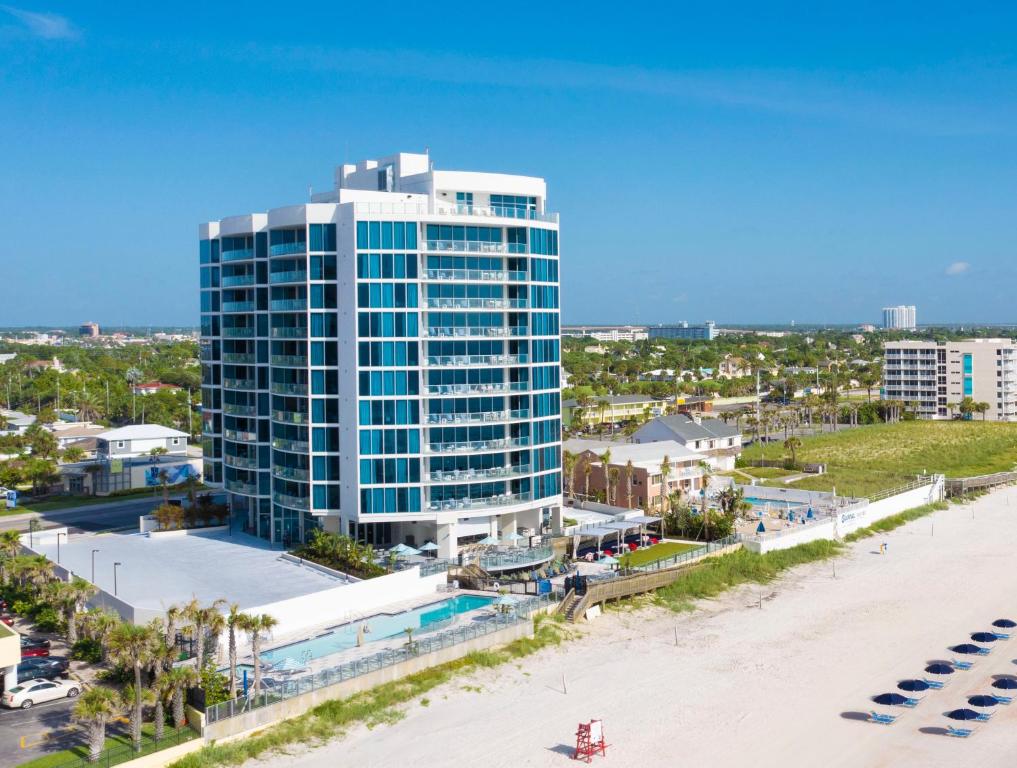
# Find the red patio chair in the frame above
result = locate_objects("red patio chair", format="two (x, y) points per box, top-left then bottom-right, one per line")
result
(628, 542), (637, 552)
(603, 549), (613, 557)
(650, 537), (659, 545)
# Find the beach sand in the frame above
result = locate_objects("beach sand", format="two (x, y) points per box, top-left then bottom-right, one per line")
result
(259, 486), (1017, 768)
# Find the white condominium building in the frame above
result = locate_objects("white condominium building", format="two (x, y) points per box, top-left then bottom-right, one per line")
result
(199, 152), (563, 557)
(882, 339), (1017, 421)
(882, 305), (917, 330)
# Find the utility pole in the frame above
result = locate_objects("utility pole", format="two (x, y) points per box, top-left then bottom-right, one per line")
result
(105, 379), (110, 416)
(187, 389), (193, 436)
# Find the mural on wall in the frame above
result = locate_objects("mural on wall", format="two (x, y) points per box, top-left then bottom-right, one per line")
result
(144, 463), (199, 487)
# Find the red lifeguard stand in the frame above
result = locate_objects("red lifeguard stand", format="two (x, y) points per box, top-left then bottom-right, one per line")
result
(574, 719), (607, 762)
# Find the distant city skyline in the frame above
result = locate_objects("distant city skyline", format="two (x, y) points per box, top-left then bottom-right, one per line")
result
(4, 5), (1017, 326)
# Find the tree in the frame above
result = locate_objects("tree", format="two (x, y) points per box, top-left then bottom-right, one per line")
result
(959, 397), (976, 420)
(184, 599), (226, 671)
(73, 686), (122, 763)
(79, 609), (120, 663)
(163, 665), (198, 729)
(225, 604), (249, 699)
(61, 445), (86, 464)
(45, 577), (97, 645)
(24, 457), (59, 496)
(608, 467), (620, 506)
(659, 456), (672, 515)
(624, 459), (634, 508)
(158, 469), (171, 505)
(783, 436), (802, 468)
(562, 450), (577, 501)
(76, 389), (102, 422)
(25, 425), (59, 460)
(0, 530), (22, 584)
(147, 632), (173, 741)
(108, 622), (158, 752)
(243, 613), (278, 695)
(582, 459), (592, 501)
(598, 449), (612, 506)
(976, 401), (990, 420)
(119, 684), (155, 748)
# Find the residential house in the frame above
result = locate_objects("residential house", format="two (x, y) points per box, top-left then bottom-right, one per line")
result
(132, 381), (182, 396)
(632, 414), (742, 470)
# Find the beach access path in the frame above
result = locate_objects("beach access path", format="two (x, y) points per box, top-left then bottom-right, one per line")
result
(260, 485), (1017, 768)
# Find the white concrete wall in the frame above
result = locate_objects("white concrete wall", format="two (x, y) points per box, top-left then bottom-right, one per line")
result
(743, 520), (836, 553)
(835, 477), (944, 537)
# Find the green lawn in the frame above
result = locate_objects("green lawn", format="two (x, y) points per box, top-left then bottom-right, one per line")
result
(620, 541), (699, 567)
(17, 724), (196, 768)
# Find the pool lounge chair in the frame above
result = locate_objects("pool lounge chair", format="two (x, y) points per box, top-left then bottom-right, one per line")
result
(976, 647), (992, 655)
(868, 711), (897, 725)
(992, 694), (1013, 705)
(901, 697), (920, 708)
(923, 678), (946, 689)
(975, 711), (993, 722)
(992, 632), (1011, 640)
(946, 726), (973, 738)
(951, 659), (974, 670)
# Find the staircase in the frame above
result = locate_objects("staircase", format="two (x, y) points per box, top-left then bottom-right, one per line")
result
(456, 563), (492, 590)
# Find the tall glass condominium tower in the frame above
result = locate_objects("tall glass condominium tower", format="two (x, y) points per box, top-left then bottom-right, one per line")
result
(199, 152), (563, 556)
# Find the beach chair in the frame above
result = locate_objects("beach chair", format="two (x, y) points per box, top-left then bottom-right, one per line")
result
(922, 678), (945, 689)
(992, 694), (1013, 705)
(946, 726), (973, 738)
(868, 711), (897, 725)
(992, 632), (1011, 640)
(902, 697), (920, 708)
(951, 659), (974, 670)
(975, 712), (993, 722)
(976, 647), (992, 656)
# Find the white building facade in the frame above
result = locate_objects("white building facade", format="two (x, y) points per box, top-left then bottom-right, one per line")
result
(881, 305), (917, 330)
(200, 152), (563, 556)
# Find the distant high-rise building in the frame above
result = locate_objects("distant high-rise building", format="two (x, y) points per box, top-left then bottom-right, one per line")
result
(881, 305), (916, 330)
(78, 322), (100, 337)
(199, 151), (563, 555)
(647, 321), (716, 341)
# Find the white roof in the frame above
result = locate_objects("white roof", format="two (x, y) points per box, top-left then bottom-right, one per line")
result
(96, 424), (188, 441)
(563, 439), (701, 469)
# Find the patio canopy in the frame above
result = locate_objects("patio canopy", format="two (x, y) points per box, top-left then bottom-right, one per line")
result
(602, 521), (640, 532)
(626, 515), (662, 525)
(576, 526), (620, 539)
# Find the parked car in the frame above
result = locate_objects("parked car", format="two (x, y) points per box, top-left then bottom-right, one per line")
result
(16, 657), (69, 681)
(2, 678), (80, 709)
(20, 637), (51, 658)
(0, 615), (14, 627)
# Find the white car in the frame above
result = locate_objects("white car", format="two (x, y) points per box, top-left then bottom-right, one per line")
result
(3, 678), (80, 709)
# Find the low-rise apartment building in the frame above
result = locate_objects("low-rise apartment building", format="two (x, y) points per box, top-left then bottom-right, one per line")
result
(631, 414), (742, 470)
(562, 395), (667, 429)
(882, 339), (1017, 421)
(562, 325), (648, 342)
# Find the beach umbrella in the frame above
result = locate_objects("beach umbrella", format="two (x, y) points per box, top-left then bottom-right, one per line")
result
(971, 632), (998, 643)
(897, 680), (930, 693)
(806, 507), (814, 520)
(952, 644), (985, 655)
(992, 619), (1017, 629)
(477, 535), (500, 546)
(788, 511), (796, 522)
(925, 663), (956, 675)
(419, 541), (439, 551)
(992, 678), (1017, 690)
(504, 532), (524, 548)
(389, 543), (421, 556)
(968, 695), (1000, 708)
(493, 594), (519, 607)
(946, 708), (982, 721)
(872, 693), (911, 706)
(756, 521), (766, 534)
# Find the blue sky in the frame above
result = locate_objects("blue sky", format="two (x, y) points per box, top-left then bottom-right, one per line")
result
(3, 3), (1017, 327)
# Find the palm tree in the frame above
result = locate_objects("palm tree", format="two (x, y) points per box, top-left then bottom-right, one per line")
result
(164, 604), (183, 661)
(163, 665), (198, 729)
(46, 577), (96, 645)
(108, 622), (157, 752)
(76, 389), (101, 422)
(0, 530), (22, 584)
(185, 599), (226, 671)
(783, 436), (802, 468)
(976, 401), (990, 420)
(659, 456), (672, 515)
(146, 632), (173, 741)
(624, 459), (635, 508)
(73, 686), (122, 763)
(598, 449), (612, 505)
(225, 604), (249, 699)
(562, 450), (577, 501)
(119, 684), (155, 748)
(582, 459), (592, 501)
(609, 467), (620, 506)
(243, 613), (279, 695)
(80, 609), (120, 663)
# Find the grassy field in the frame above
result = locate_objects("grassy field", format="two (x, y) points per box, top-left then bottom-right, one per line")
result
(621, 541), (699, 567)
(741, 421), (1017, 498)
(739, 466), (797, 480)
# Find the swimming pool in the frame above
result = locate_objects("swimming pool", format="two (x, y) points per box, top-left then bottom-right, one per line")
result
(260, 594), (496, 664)
(744, 496), (807, 509)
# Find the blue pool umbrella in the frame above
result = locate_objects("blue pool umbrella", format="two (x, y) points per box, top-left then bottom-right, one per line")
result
(971, 632), (999, 643)
(898, 680), (931, 693)
(788, 511), (795, 522)
(969, 695), (1000, 708)
(946, 708), (982, 721)
(494, 594), (519, 607)
(952, 644), (985, 655)
(806, 507), (814, 520)
(389, 543), (421, 556)
(992, 678), (1017, 690)
(756, 521), (766, 534)
(872, 693), (911, 706)
(993, 619), (1017, 629)
(419, 542), (439, 551)
(477, 535), (500, 546)
(926, 663), (956, 675)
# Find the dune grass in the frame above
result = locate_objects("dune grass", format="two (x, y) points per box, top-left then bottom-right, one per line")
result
(169, 615), (571, 768)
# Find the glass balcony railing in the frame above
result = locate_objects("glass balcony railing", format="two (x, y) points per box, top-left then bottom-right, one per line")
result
(222, 327), (255, 338)
(222, 353), (255, 364)
(226, 480), (258, 495)
(423, 268), (527, 282)
(425, 437), (529, 454)
(424, 354), (527, 368)
(424, 298), (526, 310)
(273, 491), (309, 510)
(221, 248), (255, 262)
(270, 299), (307, 312)
(426, 410), (529, 425)
(424, 240), (509, 254)
(424, 326), (528, 339)
(425, 382), (528, 396)
(427, 464), (531, 483)
(270, 382), (308, 396)
(272, 409), (307, 424)
(272, 437), (309, 452)
(270, 355), (308, 367)
(221, 274), (256, 287)
(222, 301), (256, 313)
(224, 454), (259, 470)
(426, 492), (532, 512)
(271, 327), (307, 338)
(269, 271), (308, 284)
(222, 403), (257, 416)
(273, 465), (310, 481)
(223, 378), (257, 390)
(223, 428), (258, 442)
(269, 242), (307, 257)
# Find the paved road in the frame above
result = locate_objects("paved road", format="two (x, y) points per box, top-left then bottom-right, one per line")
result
(0, 494), (188, 535)
(0, 693), (83, 762)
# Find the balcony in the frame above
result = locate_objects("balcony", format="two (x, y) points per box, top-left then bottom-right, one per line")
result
(271, 327), (307, 338)
(270, 270), (308, 284)
(428, 464), (530, 483)
(221, 247), (255, 262)
(222, 327), (255, 338)
(423, 268), (527, 282)
(272, 409), (307, 424)
(426, 492), (533, 513)
(223, 378), (257, 390)
(424, 240), (509, 254)
(221, 274), (256, 288)
(270, 355), (308, 367)
(226, 480), (258, 495)
(425, 382), (528, 396)
(426, 410), (528, 425)
(424, 298), (526, 310)
(222, 301), (256, 313)
(273, 465), (310, 481)
(222, 353), (255, 364)
(273, 491), (309, 510)
(423, 326), (528, 339)
(352, 200), (558, 224)
(272, 437), (309, 452)
(222, 403), (257, 416)
(424, 354), (527, 368)
(478, 545), (554, 573)
(270, 382), (308, 396)
(224, 454), (259, 470)
(269, 242), (306, 257)
(223, 428), (258, 442)
(425, 437), (529, 454)
(270, 299), (307, 312)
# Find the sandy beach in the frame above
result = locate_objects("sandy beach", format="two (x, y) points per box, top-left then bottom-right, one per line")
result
(260, 486), (1017, 768)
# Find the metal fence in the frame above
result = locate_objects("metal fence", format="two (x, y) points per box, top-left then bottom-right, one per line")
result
(205, 591), (560, 724)
(478, 546), (554, 571)
(624, 534), (741, 573)
(866, 475), (937, 502)
(46, 727), (195, 768)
